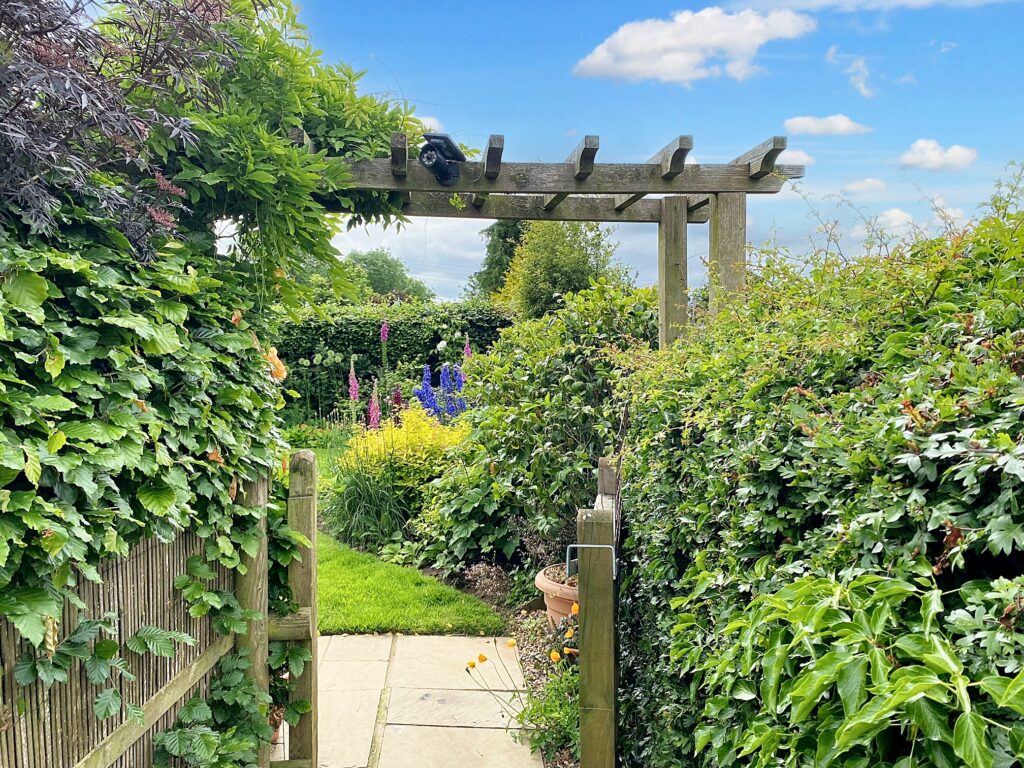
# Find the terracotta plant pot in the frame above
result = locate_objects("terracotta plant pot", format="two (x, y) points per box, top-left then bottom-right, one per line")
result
(535, 563), (579, 627)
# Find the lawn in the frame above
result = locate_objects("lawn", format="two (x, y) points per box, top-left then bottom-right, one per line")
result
(316, 535), (505, 635)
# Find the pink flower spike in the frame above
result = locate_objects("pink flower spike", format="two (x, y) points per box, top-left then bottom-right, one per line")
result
(368, 381), (381, 429)
(464, 335), (472, 358)
(381, 320), (389, 343)
(348, 358), (359, 402)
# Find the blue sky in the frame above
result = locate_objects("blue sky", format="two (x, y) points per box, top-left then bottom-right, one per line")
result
(299, 0), (1023, 298)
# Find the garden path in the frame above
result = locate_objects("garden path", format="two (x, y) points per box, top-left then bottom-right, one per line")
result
(274, 633), (543, 768)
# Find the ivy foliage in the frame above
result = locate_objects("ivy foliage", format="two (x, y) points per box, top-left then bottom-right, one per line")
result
(617, 184), (1024, 768)
(416, 282), (658, 570)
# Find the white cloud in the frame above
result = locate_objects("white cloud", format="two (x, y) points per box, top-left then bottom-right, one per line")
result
(932, 40), (959, 53)
(826, 46), (876, 97)
(896, 73), (917, 84)
(417, 115), (444, 132)
(876, 208), (916, 234)
(779, 149), (816, 165)
(573, 7), (816, 86)
(843, 177), (887, 194)
(900, 138), (978, 171)
(784, 113), (872, 135)
(846, 57), (875, 97)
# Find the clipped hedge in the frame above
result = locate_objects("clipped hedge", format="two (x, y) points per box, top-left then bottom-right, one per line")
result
(616, 194), (1024, 767)
(276, 299), (510, 422)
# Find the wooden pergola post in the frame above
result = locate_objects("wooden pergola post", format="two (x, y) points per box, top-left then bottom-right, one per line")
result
(708, 192), (747, 312)
(658, 196), (688, 347)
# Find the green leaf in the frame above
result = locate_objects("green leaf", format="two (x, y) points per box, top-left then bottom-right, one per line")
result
(139, 324), (182, 355)
(998, 668), (1024, 715)
(837, 657), (868, 718)
(94, 638), (120, 660)
(138, 482), (176, 516)
(3, 272), (49, 311)
(23, 447), (41, 485)
(246, 170), (277, 183)
(921, 589), (943, 636)
(94, 687), (123, 720)
(953, 711), (992, 768)
(906, 698), (954, 743)
(30, 394), (77, 412)
(47, 430), (67, 453)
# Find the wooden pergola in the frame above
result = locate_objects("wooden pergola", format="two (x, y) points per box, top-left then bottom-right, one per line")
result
(329, 133), (804, 349)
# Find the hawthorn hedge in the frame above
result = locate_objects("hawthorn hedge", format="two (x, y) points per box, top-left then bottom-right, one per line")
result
(616, 191), (1024, 767)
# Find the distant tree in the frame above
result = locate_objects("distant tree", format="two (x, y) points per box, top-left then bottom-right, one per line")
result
(344, 248), (435, 301)
(467, 219), (525, 296)
(494, 221), (632, 318)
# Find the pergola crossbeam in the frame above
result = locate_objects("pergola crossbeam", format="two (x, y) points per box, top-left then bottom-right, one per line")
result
(343, 159), (799, 194)
(393, 192), (710, 224)
(544, 134), (599, 210)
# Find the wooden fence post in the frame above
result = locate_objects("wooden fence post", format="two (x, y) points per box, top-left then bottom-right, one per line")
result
(708, 192), (747, 314)
(237, 475), (270, 768)
(577, 456), (618, 768)
(286, 451), (318, 767)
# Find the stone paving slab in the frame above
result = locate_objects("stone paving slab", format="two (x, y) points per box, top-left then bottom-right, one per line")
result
(311, 634), (538, 768)
(318, 688), (381, 768)
(377, 724), (543, 768)
(389, 635), (524, 690)
(323, 634), (393, 662)
(320, 659), (389, 691)
(386, 688), (523, 729)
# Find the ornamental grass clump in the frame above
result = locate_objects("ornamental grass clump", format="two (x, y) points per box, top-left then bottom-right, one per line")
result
(616, 177), (1024, 768)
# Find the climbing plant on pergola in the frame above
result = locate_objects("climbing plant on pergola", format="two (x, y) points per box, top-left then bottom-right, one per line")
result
(326, 133), (804, 349)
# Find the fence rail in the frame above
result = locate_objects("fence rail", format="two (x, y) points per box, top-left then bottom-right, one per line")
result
(0, 451), (318, 768)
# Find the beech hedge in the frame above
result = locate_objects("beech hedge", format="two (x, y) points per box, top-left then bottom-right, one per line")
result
(616, 190), (1024, 767)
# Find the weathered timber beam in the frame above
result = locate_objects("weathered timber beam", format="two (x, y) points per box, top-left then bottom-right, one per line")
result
(483, 134), (504, 179)
(545, 134), (599, 210)
(397, 192), (709, 223)
(390, 133), (408, 178)
(338, 158), (794, 195)
(733, 136), (786, 179)
(615, 135), (693, 211)
(268, 606), (313, 641)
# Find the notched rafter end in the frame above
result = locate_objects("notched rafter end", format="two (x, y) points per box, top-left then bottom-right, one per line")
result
(390, 132), (408, 178)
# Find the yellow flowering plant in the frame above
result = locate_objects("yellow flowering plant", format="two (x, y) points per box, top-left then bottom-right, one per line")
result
(321, 403), (469, 549)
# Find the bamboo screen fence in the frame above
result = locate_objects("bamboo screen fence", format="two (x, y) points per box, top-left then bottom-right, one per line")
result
(0, 530), (232, 768)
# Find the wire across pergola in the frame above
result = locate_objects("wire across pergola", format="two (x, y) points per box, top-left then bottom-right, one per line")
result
(327, 133), (804, 348)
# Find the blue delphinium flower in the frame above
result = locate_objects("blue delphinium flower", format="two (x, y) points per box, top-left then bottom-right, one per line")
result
(413, 364), (440, 416)
(454, 365), (465, 392)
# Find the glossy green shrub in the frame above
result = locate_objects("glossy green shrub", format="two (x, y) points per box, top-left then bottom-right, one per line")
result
(617, 189), (1024, 768)
(417, 281), (658, 570)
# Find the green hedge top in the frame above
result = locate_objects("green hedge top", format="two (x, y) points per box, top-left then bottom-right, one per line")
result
(616, 198), (1024, 768)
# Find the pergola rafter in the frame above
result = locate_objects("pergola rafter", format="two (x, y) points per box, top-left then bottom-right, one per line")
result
(329, 132), (804, 349)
